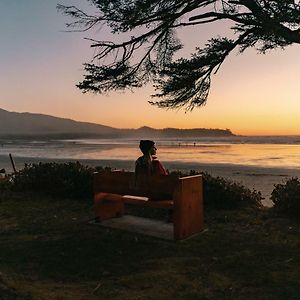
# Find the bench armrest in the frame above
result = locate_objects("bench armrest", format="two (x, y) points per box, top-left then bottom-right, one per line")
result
(173, 175), (204, 240)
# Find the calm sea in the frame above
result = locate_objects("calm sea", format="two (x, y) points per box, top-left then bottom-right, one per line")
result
(2, 136), (299, 205)
(0, 136), (300, 169)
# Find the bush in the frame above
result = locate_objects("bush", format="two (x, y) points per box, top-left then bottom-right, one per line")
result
(202, 172), (262, 209)
(0, 175), (12, 193)
(11, 162), (95, 199)
(8, 163), (263, 209)
(171, 170), (263, 210)
(271, 177), (300, 217)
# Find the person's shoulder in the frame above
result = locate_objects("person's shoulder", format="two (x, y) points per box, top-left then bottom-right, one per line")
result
(135, 155), (146, 165)
(152, 158), (168, 175)
(152, 159), (164, 169)
(151, 157), (161, 164)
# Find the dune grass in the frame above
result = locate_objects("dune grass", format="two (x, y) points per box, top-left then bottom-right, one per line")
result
(0, 192), (299, 300)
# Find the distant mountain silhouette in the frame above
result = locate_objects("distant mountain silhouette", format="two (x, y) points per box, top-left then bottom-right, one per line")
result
(0, 108), (235, 138)
(0, 108), (117, 137)
(127, 126), (234, 137)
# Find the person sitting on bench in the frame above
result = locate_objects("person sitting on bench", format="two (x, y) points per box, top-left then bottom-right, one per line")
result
(135, 140), (168, 176)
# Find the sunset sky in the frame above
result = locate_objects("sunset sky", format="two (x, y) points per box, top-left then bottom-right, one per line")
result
(0, 0), (299, 136)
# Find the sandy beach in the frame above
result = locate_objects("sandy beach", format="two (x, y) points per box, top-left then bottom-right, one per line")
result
(1, 154), (299, 207)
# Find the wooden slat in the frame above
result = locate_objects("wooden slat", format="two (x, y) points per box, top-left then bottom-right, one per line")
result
(93, 171), (134, 195)
(123, 197), (174, 209)
(134, 174), (178, 198)
(94, 190), (174, 208)
(93, 171), (178, 200)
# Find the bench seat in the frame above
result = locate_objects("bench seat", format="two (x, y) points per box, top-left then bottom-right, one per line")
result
(122, 197), (174, 209)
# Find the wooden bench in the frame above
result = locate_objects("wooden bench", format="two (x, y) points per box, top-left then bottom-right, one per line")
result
(93, 171), (204, 240)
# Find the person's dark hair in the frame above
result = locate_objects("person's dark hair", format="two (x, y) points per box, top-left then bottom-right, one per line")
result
(139, 140), (155, 155)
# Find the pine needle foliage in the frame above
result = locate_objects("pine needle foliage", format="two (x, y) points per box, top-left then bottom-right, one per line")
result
(58, 0), (300, 110)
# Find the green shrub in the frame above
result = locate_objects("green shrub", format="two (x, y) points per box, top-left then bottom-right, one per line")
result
(271, 177), (300, 217)
(0, 175), (12, 192)
(202, 172), (262, 209)
(11, 162), (95, 199)
(171, 170), (263, 210)
(9, 163), (263, 209)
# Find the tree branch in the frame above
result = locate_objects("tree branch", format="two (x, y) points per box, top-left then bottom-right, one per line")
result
(58, 0), (300, 110)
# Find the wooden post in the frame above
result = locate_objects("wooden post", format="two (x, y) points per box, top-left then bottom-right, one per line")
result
(9, 153), (17, 173)
(173, 175), (204, 240)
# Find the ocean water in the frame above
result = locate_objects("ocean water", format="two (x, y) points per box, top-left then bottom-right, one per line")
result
(1, 136), (299, 206)
(0, 136), (300, 169)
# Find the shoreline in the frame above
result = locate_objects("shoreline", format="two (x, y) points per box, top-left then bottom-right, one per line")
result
(1, 155), (299, 207)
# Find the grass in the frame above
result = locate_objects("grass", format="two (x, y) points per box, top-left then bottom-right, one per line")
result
(0, 191), (300, 300)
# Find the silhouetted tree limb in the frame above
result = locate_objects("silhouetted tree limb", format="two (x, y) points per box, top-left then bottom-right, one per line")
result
(58, 0), (300, 110)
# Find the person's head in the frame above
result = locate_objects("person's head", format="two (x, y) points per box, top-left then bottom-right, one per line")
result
(139, 140), (157, 156)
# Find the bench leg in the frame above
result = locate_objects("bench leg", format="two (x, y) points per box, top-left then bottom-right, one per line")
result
(94, 193), (125, 222)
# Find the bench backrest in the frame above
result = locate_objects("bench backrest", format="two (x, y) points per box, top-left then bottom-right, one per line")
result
(93, 171), (179, 200)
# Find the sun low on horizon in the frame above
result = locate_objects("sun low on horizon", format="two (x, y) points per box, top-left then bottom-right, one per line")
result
(0, 1), (299, 137)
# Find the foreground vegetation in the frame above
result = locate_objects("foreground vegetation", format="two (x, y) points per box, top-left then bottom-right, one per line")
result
(1, 162), (263, 210)
(0, 163), (299, 299)
(1, 192), (300, 300)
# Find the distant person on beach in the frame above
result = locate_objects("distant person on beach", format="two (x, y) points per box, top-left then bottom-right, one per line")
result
(135, 140), (168, 176)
